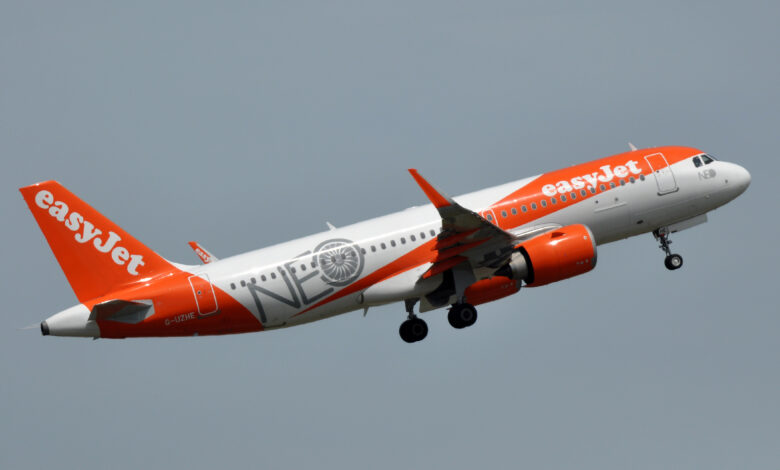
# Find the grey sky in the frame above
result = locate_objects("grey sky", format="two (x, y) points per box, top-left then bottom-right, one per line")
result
(2, 1), (779, 468)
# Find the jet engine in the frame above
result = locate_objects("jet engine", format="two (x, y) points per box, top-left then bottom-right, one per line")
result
(496, 224), (597, 287)
(462, 276), (520, 306)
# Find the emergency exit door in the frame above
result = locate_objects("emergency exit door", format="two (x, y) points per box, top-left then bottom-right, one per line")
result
(644, 153), (678, 195)
(189, 274), (219, 316)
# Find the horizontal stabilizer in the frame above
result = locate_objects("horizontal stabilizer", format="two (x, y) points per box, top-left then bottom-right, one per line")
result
(88, 299), (154, 324)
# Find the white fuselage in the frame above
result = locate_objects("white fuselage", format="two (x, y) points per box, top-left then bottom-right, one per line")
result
(188, 155), (749, 329)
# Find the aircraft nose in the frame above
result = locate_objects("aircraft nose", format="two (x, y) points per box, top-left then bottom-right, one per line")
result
(733, 164), (751, 195)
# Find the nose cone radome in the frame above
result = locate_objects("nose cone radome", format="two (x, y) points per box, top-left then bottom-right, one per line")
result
(733, 164), (751, 195)
(42, 304), (100, 338)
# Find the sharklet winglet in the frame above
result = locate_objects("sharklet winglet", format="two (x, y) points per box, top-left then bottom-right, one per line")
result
(408, 169), (454, 209)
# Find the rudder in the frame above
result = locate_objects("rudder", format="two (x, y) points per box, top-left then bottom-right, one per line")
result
(20, 181), (174, 303)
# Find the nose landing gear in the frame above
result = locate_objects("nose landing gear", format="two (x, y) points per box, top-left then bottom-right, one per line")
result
(654, 229), (683, 271)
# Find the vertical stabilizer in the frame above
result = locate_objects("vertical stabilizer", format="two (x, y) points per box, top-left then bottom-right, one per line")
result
(20, 181), (174, 302)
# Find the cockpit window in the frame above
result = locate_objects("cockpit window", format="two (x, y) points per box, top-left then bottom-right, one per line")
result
(693, 156), (702, 167)
(701, 154), (714, 164)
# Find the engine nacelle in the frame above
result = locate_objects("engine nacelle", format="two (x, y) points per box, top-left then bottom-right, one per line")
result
(463, 276), (521, 306)
(497, 224), (597, 287)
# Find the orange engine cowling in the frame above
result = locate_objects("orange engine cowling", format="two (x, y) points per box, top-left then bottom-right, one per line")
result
(463, 276), (521, 306)
(496, 224), (597, 287)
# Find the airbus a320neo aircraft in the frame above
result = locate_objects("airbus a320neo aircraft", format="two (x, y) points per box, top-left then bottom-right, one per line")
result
(21, 146), (750, 343)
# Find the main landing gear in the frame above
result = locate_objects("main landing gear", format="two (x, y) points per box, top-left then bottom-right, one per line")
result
(399, 299), (428, 343)
(654, 229), (683, 271)
(448, 303), (478, 329)
(398, 300), (479, 343)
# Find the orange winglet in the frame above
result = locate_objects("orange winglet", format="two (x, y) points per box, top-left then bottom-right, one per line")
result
(408, 169), (452, 209)
(188, 241), (217, 264)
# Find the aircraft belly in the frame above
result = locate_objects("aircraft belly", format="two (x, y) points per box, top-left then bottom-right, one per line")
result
(361, 267), (439, 305)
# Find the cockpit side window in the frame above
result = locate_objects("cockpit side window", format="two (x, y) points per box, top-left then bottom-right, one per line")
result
(701, 154), (714, 164)
(693, 156), (702, 167)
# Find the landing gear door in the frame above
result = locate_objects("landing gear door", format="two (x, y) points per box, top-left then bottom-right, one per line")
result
(645, 153), (678, 195)
(189, 274), (219, 316)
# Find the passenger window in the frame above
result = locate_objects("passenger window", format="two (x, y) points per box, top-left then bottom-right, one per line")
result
(410, 235), (416, 242)
(430, 230), (435, 236)
(521, 205), (528, 212)
(381, 243), (386, 249)
(600, 184), (606, 191)
(629, 177), (635, 183)
(371, 245), (376, 252)
(551, 197), (557, 204)
(570, 192), (577, 200)
(620, 180), (626, 186)
(511, 207), (517, 215)
(693, 156), (702, 167)
(271, 272), (277, 279)
(400, 237), (406, 244)
(540, 200), (547, 207)
(390, 240), (396, 247)
(580, 189), (587, 197)
(420, 232), (426, 239)
(261, 275), (267, 282)
(486, 214), (493, 221)
(610, 182), (616, 188)
(590, 187), (596, 194)
(360, 248), (366, 255)
(251, 277), (256, 284)
(240, 280), (246, 287)
(501, 210), (507, 218)
(531, 203), (537, 210)
(561, 195), (567, 202)
(230, 283), (236, 290)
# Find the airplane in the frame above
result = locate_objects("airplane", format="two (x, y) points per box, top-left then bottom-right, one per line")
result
(20, 145), (750, 343)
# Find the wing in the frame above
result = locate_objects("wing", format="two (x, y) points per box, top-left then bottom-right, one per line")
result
(188, 241), (219, 264)
(408, 169), (519, 279)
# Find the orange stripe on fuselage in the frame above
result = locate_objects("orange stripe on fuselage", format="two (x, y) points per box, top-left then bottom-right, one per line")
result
(484, 146), (702, 229)
(294, 237), (441, 317)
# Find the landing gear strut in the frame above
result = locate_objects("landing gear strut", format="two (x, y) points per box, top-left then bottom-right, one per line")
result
(654, 229), (683, 271)
(448, 303), (478, 329)
(399, 299), (428, 343)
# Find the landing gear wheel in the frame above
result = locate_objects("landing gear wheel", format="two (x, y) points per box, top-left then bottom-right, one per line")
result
(399, 318), (428, 343)
(664, 254), (683, 270)
(448, 303), (478, 329)
(654, 229), (684, 272)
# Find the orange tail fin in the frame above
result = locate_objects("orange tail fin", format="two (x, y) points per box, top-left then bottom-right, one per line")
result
(20, 181), (174, 302)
